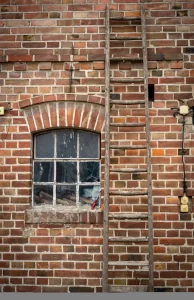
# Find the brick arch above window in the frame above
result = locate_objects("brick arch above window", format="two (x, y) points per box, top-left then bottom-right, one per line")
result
(19, 94), (105, 133)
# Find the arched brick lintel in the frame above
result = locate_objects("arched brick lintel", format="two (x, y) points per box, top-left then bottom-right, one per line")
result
(23, 101), (105, 134)
(19, 94), (105, 109)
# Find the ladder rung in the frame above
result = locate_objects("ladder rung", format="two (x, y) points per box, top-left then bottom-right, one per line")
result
(109, 190), (148, 196)
(110, 17), (141, 21)
(109, 285), (148, 293)
(110, 145), (146, 149)
(110, 36), (142, 40)
(108, 261), (148, 266)
(110, 57), (143, 62)
(110, 78), (144, 83)
(110, 100), (145, 105)
(110, 168), (147, 173)
(110, 123), (146, 127)
(109, 237), (148, 242)
(109, 213), (148, 219)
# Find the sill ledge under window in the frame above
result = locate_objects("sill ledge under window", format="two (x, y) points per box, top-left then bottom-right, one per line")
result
(25, 205), (103, 224)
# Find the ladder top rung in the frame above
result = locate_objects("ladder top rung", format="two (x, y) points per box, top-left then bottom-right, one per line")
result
(108, 261), (148, 266)
(110, 100), (145, 105)
(110, 78), (144, 83)
(110, 36), (142, 40)
(109, 237), (148, 242)
(109, 190), (148, 196)
(110, 168), (147, 173)
(110, 17), (141, 21)
(110, 145), (146, 149)
(110, 57), (143, 61)
(110, 123), (146, 127)
(109, 213), (148, 219)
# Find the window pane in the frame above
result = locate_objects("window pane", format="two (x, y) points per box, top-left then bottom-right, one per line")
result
(34, 162), (54, 182)
(79, 131), (99, 158)
(34, 185), (53, 205)
(56, 185), (76, 206)
(79, 185), (100, 205)
(56, 129), (77, 158)
(56, 162), (77, 183)
(80, 162), (99, 183)
(35, 132), (54, 158)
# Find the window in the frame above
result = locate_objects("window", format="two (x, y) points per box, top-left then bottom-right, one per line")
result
(33, 129), (100, 208)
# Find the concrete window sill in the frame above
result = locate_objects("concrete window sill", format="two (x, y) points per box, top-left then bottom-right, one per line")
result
(25, 205), (103, 224)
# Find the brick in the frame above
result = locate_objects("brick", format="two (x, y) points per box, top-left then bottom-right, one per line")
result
(69, 287), (94, 293)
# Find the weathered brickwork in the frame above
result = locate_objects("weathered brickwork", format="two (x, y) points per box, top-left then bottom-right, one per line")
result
(0, 0), (194, 293)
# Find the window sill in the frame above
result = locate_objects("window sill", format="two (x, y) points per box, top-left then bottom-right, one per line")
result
(25, 205), (103, 224)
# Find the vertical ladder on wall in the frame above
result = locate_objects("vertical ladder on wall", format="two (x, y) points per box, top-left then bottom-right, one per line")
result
(102, 4), (154, 292)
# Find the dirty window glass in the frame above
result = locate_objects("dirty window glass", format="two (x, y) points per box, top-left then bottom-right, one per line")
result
(34, 185), (53, 205)
(33, 129), (100, 208)
(79, 162), (99, 183)
(56, 162), (77, 183)
(79, 131), (99, 158)
(56, 185), (76, 206)
(34, 162), (54, 182)
(35, 132), (54, 158)
(56, 130), (77, 158)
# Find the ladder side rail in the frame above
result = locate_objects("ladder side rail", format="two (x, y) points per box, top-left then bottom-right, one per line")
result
(141, 4), (154, 292)
(102, 4), (110, 293)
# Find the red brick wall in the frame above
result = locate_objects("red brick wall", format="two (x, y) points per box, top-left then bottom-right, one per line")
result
(0, 0), (194, 293)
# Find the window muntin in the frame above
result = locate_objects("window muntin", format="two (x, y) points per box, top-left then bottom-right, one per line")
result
(33, 129), (100, 208)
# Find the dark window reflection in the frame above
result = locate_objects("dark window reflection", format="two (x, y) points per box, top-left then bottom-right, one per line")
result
(56, 185), (76, 206)
(34, 162), (54, 182)
(79, 131), (99, 158)
(80, 162), (99, 182)
(35, 132), (54, 158)
(56, 162), (77, 183)
(34, 185), (53, 205)
(56, 129), (77, 158)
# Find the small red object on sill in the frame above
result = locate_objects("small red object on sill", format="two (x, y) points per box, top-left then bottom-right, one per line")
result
(91, 199), (97, 210)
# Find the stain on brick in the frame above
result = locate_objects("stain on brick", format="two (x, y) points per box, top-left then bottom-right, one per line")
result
(178, 149), (189, 156)
(1, 6), (8, 12)
(69, 286), (94, 293)
(50, 12), (61, 19)
(128, 254), (143, 261)
(23, 35), (34, 41)
(152, 70), (163, 77)
(185, 48), (194, 54)
(180, 214), (191, 221)
(37, 270), (48, 277)
(176, 11), (188, 17)
(110, 94), (120, 100)
(154, 288), (173, 292)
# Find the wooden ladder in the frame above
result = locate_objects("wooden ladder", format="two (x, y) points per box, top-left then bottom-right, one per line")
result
(102, 4), (154, 293)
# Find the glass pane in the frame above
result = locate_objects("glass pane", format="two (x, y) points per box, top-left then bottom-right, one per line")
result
(79, 185), (100, 205)
(57, 129), (77, 158)
(34, 185), (53, 205)
(56, 162), (77, 183)
(56, 185), (76, 206)
(80, 162), (99, 183)
(34, 162), (54, 182)
(79, 131), (99, 158)
(35, 132), (54, 158)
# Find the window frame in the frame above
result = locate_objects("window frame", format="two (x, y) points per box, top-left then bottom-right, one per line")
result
(32, 129), (101, 208)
